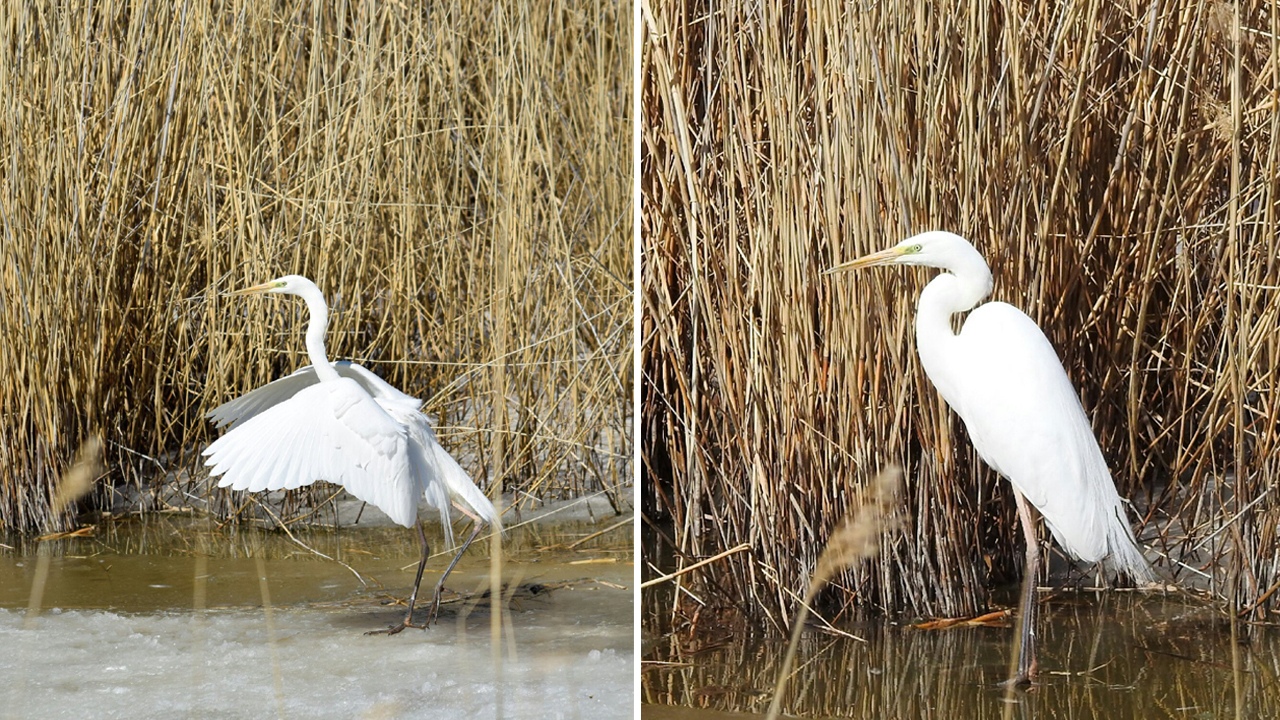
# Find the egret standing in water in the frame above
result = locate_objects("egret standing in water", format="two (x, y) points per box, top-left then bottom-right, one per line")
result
(827, 232), (1151, 685)
(203, 275), (501, 635)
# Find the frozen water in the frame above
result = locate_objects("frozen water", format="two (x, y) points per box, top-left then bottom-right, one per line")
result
(1, 606), (630, 719)
(0, 517), (633, 719)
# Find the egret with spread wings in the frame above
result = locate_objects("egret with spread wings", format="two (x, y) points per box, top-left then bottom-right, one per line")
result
(203, 274), (500, 634)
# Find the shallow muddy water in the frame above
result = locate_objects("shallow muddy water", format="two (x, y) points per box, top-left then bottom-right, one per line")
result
(0, 514), (633, 719)
(642, 591), (1280, 719)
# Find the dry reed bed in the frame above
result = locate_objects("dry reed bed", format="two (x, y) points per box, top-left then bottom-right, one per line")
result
(0, 1), (631, 533)
(642, 0), (1280, 627)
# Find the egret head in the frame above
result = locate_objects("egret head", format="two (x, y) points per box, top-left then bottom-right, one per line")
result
(825, 231), (983, 274)
(229, 274), (317, 298)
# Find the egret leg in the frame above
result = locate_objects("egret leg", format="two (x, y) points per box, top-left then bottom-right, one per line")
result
(367, 521), (432, 636)
(424, 523), (486, 627)
(1003, 490), (1041, 687)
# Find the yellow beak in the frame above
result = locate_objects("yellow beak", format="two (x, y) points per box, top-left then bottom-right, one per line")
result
(228, 280), (279, 297)
(823, 246), (903, 275)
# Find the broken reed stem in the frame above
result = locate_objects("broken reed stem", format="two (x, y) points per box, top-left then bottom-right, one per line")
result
(249, 496), (369, 588)
(639, 544), (753, 590)
(565, 516), (633, 550)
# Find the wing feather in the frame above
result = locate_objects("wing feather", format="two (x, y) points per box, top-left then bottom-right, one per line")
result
(208, 361), (422, 430)
(949, 302), (1138, 568)
(413, 419), (501, 530)
(204, 378), (419, 527)
(206, 366), (319, 429)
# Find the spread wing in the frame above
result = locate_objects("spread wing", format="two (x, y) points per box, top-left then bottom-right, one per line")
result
(207, 361), (423, 430)
(202, 377), (419, 527)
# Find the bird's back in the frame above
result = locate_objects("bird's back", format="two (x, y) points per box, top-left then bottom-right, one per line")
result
(206, 361), (421, 429)
(928, 301), (1149, 581)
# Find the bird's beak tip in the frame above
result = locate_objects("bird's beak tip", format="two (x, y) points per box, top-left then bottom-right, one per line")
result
(825, 247), (900, 276)
(227, 281), (277, 298)
(824, 258), (871, 276)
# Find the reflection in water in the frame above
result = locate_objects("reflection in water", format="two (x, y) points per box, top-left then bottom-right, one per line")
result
(0, 514), (625, 611)
(644, 593), (1279, 719)
(3, 511), (605, 561)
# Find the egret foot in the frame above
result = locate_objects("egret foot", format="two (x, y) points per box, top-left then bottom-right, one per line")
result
(422, 590), (444, 628)
(998, 665), (1037, 689)
(365, 609), (428, 636)
(366, 522), (486, 637)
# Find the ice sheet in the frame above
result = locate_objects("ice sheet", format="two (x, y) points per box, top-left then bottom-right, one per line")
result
(2, 602), (630, 719)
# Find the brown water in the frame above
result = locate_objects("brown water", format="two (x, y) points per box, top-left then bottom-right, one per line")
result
(0, 514), (634, 719)
(0, 515), (623, 611)
(642, 591), (1279, 719)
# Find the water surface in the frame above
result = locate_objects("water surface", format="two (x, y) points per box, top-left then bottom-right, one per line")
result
(643, 591), (1277, 719)
(1, 514), (632, 719)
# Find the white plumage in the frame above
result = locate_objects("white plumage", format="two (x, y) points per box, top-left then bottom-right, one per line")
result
(205, 360), (499, 543)
(929, 301), (1148, 577)
(828, 231), (1150, 684)
(203, 274), (499, 633)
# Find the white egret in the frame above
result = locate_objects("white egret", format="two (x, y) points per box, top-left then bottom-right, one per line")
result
(203, 274), (501, 635)
(827, 232), (1151, 685)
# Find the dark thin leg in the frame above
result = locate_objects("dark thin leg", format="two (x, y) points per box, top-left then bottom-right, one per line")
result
(367, 521), (432, 636)
(424, 523), (486, 626)
(1002, 491), (1040, 687)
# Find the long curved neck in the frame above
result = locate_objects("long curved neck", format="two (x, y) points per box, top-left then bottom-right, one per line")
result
(297, 284), (340, 383)
(913, 255), (993, 405)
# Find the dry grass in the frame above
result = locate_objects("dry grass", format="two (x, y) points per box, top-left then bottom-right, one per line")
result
(0, 1), (632, 533)
(642, 0), (1280, 626)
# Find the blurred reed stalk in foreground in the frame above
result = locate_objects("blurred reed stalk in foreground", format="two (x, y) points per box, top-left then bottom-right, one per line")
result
(766, 466), (902, 720)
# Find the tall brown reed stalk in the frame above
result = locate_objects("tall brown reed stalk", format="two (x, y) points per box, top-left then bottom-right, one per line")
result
(0, 1), (631, 533)
(642, 0), (1280, 626)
